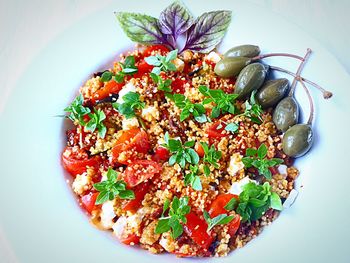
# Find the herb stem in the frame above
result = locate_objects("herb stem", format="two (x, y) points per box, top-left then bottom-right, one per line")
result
(269, 65), (332, 99)
(252, 53), (304, 61)
(300, 80), (314, 125)
(289, 48), (312, 96)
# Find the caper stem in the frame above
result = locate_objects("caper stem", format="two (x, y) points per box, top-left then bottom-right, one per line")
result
(252, 53), (304, 61)
(300, 80), (314, 125)
(269, 65), (333, 99)
(289, 48), (312, 96)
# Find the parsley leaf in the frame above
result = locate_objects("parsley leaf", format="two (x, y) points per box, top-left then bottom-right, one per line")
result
(150, 73), (173, 98)
(100, 56), (138, 83)
(173, 94), (207, 123)
(85, 109), (107, 138)
(155, 196), (191, 239)
(113, 91), (145, 119)
(240, 90), (264, 124)
(163, 132), (199, 168)
(242, 143), (284, 180)
(184, 165), (202, 191)
(199, 85), (238, 118)
(145, 49), (178, 75)
(64, 94), (91, 125)
(203, 210), (234, 232)
(236, 182), (282, 223)
(93, 168), (135, 205)
(200, 142), (222, 176)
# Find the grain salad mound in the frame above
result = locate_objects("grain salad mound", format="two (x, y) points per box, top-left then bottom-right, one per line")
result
(62, 45), (298, 257)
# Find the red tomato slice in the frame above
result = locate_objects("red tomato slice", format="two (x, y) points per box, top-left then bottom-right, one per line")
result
(122, 182), (150, 213)
(81, 192), (99, 214)
(151, 147), (170, 162)
(171, 78), (187, 94)
(207, 121), (228, 139)
(123, 160), (162, 188)
(120, 233), (140, 245)
(111, 128), (150, 165)
(184, 212), (214, 250)
(143, 44), (169, 57)
(91, 80), (124, 103)
(61, 147), (100, 176)
(133, 60), (154, 78)
(208, 194), (239, 218)
(228, 215), (241, 237)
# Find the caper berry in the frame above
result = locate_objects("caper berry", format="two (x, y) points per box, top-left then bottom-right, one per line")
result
(282, 124), (313, 157)
(224, 45), (260, 58)
(256, 78), (289, 108)
(214, 57), (251, 78)
(273, 97), (299, 132)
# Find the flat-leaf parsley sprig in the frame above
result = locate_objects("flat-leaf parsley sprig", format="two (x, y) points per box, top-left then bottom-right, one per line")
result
(155, 196), (191, 239)
(145, 49), (178, 75)
(93, 168), (135, 205)
(163, 132), (199, 168)
(64, 94), (91, 126)
(199, 85), (238, 118)
(200, 142), (222, 176)
(242, 143), (283, 180)
(113, 91), (145, 119)
(173, 94), (207, 123)
(100, 55), (138, 83)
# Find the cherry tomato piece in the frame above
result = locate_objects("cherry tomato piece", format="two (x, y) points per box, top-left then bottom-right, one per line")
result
(91, 80), (124, 103)
(171, 78), (187, 94)
(120, 234), (140, 245)
(122, 182), (151, 213)
(143, 44), (169, 57)
(208, 194), (239, 218)
(62, 147), (100, 176)
(195, 143), (205, 158)
(152, 147), (170, 162)
(81, 192), (99, 214)
(207, 121), (228, 139)
(123, 160), (162, 188)
(228, 215), (241, 237)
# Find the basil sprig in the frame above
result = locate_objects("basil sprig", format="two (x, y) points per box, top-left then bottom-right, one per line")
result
(116, 1), (231, 53)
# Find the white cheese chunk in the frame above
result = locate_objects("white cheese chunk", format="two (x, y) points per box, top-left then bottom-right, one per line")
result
(227, 153), (244, 177)
(112, 216), (127, 239)
(229, 176), (257, 195)
(116, 82), (136, 104)
(122, 117), (139, 130)
(205, 51), (221, 63)
(100, 201), (116, 229)
(141, 106), (159, 122)
(173, 58), (185, 72)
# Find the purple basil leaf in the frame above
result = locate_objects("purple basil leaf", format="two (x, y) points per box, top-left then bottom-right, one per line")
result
(115, 12), (170, 46)
(183, 11), (232, 53)
(159, 0), (194, 41)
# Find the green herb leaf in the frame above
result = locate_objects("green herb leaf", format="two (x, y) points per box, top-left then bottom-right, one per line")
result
(225, 123), (239, 133)
(203, 210), (234, 232)
(240, 90), (264, 124)
(93, 168), (134, 205)
(172, 93), (207, 122)
(184, 165), (202, 191)
(100, 71), (113, 82)
(145, 50), (178, 75)
(155, 196), (191, 239)
(200, 142), (222, 169)
(64, 94), (91, 125)
(224, 197), (238, 211)
(85, 109), (107, 138)
(242, 143), (283, 180)
(270, 192), (283, 211)
(113, 91), (145, 119)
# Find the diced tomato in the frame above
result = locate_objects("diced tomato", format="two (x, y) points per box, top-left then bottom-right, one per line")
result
(111, 128), (150, 165)
(227, 215), (241, 237)
(81, 192), (99, 214)
(151, 147), (170, 162)
(184, 212), (214, 250)
(61, 147), (100, 176)
(143, 44), (169, 57)
(207, 121), (228, 139)
(120, 233), (140, 245)
(91, 80), (124, 103)
(171, 78), (187, 94)
(208, 194), (239, 218)
(123, 160), (162, 188)
(122, 182), (150, 213)
(134, 60), (154, 78)
(195, 143), (205, 158)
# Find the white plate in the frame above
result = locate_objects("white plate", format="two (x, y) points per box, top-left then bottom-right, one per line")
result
(1, 1), (350, 262)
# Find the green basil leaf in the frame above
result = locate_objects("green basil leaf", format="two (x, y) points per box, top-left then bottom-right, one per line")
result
(224, 197), (238, 211)
(101, 71), (113, 82)
(225, 122), (239, 133)
(155, 218), (171, 234)
(191, 176), (202, 191)
(270, 192), (283, 211)
(119, 190), (135, 200)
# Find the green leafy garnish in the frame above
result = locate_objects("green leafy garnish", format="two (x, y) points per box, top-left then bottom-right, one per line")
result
(145, 49), (178, 75)
(100, 56), (138, 83)
(64, 94), (91, 125)
(173, 94), (207, 123)
(85, 109), (107, 138)
(150, 73), (173, 98)
(203, 210), (234, 232)
(236, 182), (282, 223)
(163, 132), (199, 168)
(240, 90), (264, 124)
(199, 85), (238, 118)
(113, 91), (145, 119)
(155, 196), (191, 239)
(242, 143), (284, 180)
(225, 122), (239, 133)
(200, 142), (222, 176)
(224, 197), (238, 211)
(184, 165), (202, 191)
(93, 168), (135, 205)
